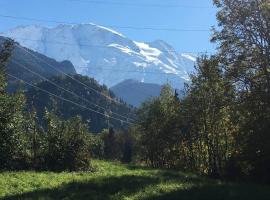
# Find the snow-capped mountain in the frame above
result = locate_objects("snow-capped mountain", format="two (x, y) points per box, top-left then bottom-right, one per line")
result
(2, 24), (196, 89)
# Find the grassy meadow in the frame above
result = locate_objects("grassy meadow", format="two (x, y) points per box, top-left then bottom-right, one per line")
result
(1, 160), (270, 200)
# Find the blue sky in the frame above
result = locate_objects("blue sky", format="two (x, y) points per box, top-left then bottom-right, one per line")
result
(0, 0), (218, 53)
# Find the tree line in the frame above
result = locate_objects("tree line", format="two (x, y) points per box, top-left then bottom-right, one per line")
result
(1, 47), (91, 171)
(133, 0), (270, 183)
(0, 40), (134, 171)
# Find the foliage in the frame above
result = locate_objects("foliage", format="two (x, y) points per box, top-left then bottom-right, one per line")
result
(87, 133), (105, 159)
(212, 0), (270, 182)
(0, 40), (29, 170)
(131, 0), (270, 183)
(99, 128), (135, 163)
(136, 84), (181, 168)
(25, 75), (135, 133)
(179, 56), (236, 177)
(43, 112), (91, 171)
(0, 39), (133, 172)
(0, 43), (92, 171)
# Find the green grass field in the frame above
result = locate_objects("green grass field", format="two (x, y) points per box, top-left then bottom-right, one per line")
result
(1, 160), (270, 200)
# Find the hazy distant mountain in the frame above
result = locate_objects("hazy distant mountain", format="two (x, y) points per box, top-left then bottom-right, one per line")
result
(2, 24), (195, 89)
(111, 79), (163, 107)
(0, 36), (76, 91)
(111, 79), (184, 107)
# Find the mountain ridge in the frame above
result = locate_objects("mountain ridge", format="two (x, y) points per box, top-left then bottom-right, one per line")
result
(111, 79), (163, 107)
(0, 36), (76, 92)
(2, 23), (195, 89)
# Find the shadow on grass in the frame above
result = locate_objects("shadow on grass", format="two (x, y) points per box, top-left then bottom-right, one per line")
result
(1, 175), (159, 200)
(127, 165), (270, 200)
(127, 164), (154, 171)
(144, 182), (270, 200)
(2, 167), (270, 200)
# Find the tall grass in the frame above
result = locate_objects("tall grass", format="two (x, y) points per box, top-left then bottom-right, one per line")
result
(1, 160), (270, 200)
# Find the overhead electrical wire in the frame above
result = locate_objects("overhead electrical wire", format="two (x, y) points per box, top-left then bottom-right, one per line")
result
(0, 1), (214, 124)
(11, 37), (212, 55)
(16, 43), (189, 110)
(15, 44), (127, 105)
(12, 44), (181, 121)
(14, 44), (187, 101)
(16, 43), (193, 77)
(7, 73), (134, 124)
(14, 44), (181, 106)
(0, 14), (211, 33)
(11, 59), (135, 122)
(15, 44), (189, 102)
(15, 41), (197, 78)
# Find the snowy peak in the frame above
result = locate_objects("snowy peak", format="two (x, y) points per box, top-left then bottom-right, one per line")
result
(2, 23), (196, 89)
(90, 23), (125, 37)
(134, 41), (162, 63)
(150, 40), (174, 52)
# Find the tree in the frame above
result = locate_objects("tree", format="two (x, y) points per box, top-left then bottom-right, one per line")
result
(121, 131), (133, 163)
(43, 111), (66, 171)
(62, 116), (91, 171)
(87, 134), (104, 159)
(24, 108), (45, 170)
(0, 39), (13, 93)
(44, 112), (91, 171)
(181, 56), (236, 177)
(212, 0), (270, 182)
(137, 84), (181, 168)
(0, 39), (28, 170)
(102, 127), (121, 160)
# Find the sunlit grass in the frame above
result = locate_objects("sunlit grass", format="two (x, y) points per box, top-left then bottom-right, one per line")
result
(0, 160), (270, 200)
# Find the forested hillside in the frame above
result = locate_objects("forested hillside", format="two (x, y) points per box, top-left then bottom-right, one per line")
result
(25, 75), (135, 133)
(0, 36), (76, 92)
(0, 37), (135, 133)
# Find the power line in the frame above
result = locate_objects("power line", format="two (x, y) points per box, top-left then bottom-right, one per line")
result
(14, 43), (191, 100)
(66, 0), (213, 9)
(7, 73), (134, 124)
(13, 42), (190, 109)
(11, 59), (135, 122)
(0, 14), (211, 33)
(15, 42), (191, 80)
(16, 42), (192, 77)
(13, 43), (185, 111)
(10, 37), (212, 55)
(14, 40), (198, 78)
(16, 44), (127, 105)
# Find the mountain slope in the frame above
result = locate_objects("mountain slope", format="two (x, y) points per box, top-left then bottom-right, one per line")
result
(2, 24), (195, 89)
(0, 36), (76, 92)
(111, 79), (163, 107)
(0, 36), (134, 132)
(25, 75), (135, 133)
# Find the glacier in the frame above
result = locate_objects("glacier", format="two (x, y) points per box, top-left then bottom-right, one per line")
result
(1, 23), (196, 89)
